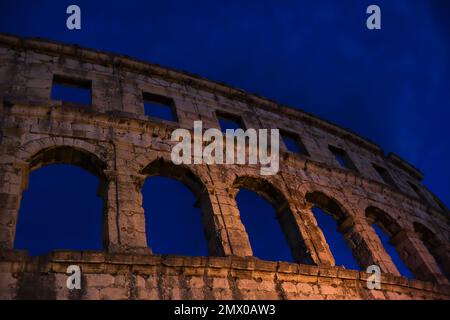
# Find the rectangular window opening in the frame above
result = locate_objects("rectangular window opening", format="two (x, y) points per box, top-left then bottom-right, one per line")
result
(217, 111), (245, 132)
(373, 164), (397, 188)
(51, 75), (92, 105)
(280, 131), (309, 156)
(329, 145), (357, 171)
(432, 195), (448, 212)
(408, 182), (429, 204)
(143, 92), (177, 122)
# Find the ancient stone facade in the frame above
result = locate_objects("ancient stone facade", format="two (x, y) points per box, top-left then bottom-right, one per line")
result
(0, 33), (449, 300)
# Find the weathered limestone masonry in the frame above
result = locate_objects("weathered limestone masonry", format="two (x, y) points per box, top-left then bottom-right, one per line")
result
(0, 33), (449, 300)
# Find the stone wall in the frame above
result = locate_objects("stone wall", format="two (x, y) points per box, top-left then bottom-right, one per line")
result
(1, 251), (449, 300)
(0, 33), (449, 299)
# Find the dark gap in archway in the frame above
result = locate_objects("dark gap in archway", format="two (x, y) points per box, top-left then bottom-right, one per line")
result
(236, 188), (293, 262)
(142, 176), (208, 256)
(433, 258), (449, 280)
(312, 207), (360, 270)
(14, 164), (103, 256)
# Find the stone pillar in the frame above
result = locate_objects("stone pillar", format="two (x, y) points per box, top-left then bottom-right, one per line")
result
(269, 202), (314, 264)
(295, 206), (401, 273)
(392, 230), (448, 284)
(196, 189), (228, 256)
(99, 170), (120, 252)
(434, 244), (450, 281)
(210, 186), (253, 257)
(339, 216), (400, 275)
(108, 171), (149, 254)
(108, 141), (149, 254)
(0, 161), (27, 250)
(296, 205), (335, 266)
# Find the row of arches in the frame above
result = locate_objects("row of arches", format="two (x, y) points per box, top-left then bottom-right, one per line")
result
(7, 144), (449, 285)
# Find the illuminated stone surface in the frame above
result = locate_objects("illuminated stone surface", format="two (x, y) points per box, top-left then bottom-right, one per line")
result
(0, 34), (448, 300)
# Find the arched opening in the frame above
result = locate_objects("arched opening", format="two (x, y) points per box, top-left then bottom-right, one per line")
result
(142, 176), (208, 256)
(141, 159), (221, 256)
(365, 206), (414, 278)
(233, 176), (311, 264)
(413, 222), (449, 280)
(305, 191), (360, 270)
(14, 147), (107, 256)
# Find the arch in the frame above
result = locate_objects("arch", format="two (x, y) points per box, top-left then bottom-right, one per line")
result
(305, 190), (360, 269)
(140, 158), (223, 256)
(0, 139), (112, 250)
(413, 221), (450, 280)
(233, 176), (289, 213)
(305, 191), (351, 223)
(365, 206), (415, 278)
(17, 137), (110, 165)
(29, 146), (107, 179)
(142, 176), (209, 256)
(413, 222), (440, 249)
(141, 157), (207, 199)
(14, 164), (104, 255)
(232, 175), (312, 264)
(365, 206), (402, 238)
(16, 138), (111, 192)
(14, 145), (109, 254)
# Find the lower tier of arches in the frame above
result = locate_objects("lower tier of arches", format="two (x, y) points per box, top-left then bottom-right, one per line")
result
(1, 142), (449, 287)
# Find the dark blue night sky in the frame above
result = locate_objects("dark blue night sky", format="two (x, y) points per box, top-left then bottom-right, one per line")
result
(2, 1), (449, 276)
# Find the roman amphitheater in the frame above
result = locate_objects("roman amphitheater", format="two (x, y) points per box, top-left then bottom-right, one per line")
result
(0, 33), (448, 300)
